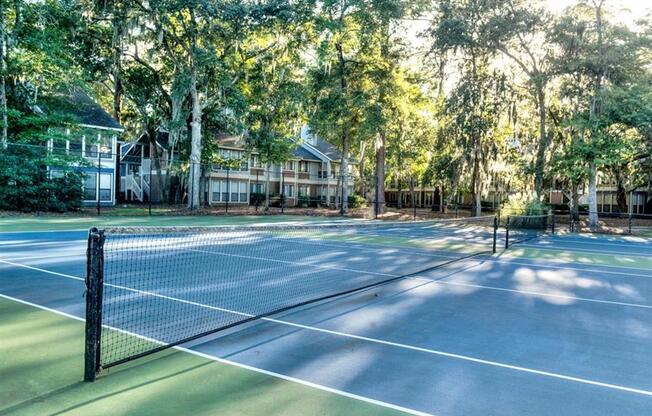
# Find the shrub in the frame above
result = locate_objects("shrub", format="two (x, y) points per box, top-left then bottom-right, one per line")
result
(0, 146), (85, 212)
(500, 194), (549, 216)
(348, 194), (366, 208)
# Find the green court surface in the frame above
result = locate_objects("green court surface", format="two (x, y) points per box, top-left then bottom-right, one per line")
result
(504, 245), (652, 269)
(0, 297), (406, 416)
(0, 214), (334, 233)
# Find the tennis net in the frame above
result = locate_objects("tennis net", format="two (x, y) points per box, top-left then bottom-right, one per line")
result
(504, 213), (555, 248)
(84, 216), (497, 381)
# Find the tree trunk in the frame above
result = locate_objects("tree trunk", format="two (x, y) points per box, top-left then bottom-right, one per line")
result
(588, 162), (598, 228)
(188, 75), (201, 210)
(570, 179), (579, 221)
(340, 138), (349, 213)
(336, 41), (349, 214)
(615, 170), (628, 213)
(358, 141), (366, 196)
(471, 144), (482, 217)
(148, 132), (163, 203)
(587, 0), (604, 229)
(440, 186), (445, 212)
(375, 133), (386, 213)
(533, 86), (549, 197)
(111, 15), (124, 124)
(409, 178), (415, 208)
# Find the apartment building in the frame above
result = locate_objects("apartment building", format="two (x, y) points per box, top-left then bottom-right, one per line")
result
(209, 128), (355, 207)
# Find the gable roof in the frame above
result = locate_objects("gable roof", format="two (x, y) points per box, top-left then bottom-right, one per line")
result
(299, 126), (343, 161)
(64, 89), (124, 131)
(292, 146), (322, 161)
(310, 137), (342, 161)
(31, 87), (123, 132)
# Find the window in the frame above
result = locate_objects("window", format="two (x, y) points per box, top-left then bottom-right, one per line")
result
(251, 155), (261, 168)
(231, 181), (238, 202)
(250, 182), (265, 194)
(212, 180), (221, 202)
(99, 174), (113, 201)
(69, 136), (83, 156)
(283, 184), (294, 197)
(50, 138), (67, 156)
(85, 135), (98, 158)
(213, 180), (247, 202)
(299, 161), (309, 173)
(99, 136), (113, 159)
(239, 182), (247, 202)
(298, 185), (309, 197)
(222, 181), (228, 202)
(84, 174), (97, 201)
(283, 161), (295, 171)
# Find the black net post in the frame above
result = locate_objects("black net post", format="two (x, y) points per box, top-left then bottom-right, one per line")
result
(628, 212), (633, 235)
(84, 228), (105, 382)
(493, 216), (498, 253)
(505, 216), (510, 249)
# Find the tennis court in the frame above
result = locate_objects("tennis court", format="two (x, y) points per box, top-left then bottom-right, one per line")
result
(1, 217), (650, 415)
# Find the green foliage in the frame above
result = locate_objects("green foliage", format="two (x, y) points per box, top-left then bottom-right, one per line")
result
(0, 145), (85, 212)
(500, 194), (549, 216)
(347, 194), (366, 208)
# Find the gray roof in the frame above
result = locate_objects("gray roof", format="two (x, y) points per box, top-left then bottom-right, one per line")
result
(311, 137), (342, 161)
(67, 89), (124, 131)
(293, 146), (322, 161)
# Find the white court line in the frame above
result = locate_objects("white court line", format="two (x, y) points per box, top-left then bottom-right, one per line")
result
(499, 252), (652, 273)
(190, 249), (398, 278)
(186, 251), (651, 309)
(275, 237), (652, 278)
(4, 247), (652, 281)
(1, 253), (86, 262)
(532, 233), (652, 247)
(0, 228), (89, 234)
(0, 293), (433, 416)
(2, 258), (652, 397)
(2, 253), (649, 310)
(435, 280), (652, 309)
(490, 258), (652, 279)
(510, 240), (652, 258)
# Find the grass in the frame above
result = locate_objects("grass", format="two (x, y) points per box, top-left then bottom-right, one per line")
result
(0, 296), (408, 416)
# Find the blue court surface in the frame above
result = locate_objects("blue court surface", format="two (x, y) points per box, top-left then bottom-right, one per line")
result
(1, 222), (651, 416)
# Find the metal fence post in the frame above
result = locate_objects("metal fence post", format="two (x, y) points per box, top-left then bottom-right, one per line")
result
(225, 166), (230, 214)
(148, 156), (153, 216)
(84, 228), (105, 382)
(493, 216), (498, 254)
(96, 150), (101, 216)
(505, 216), (510, 249)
